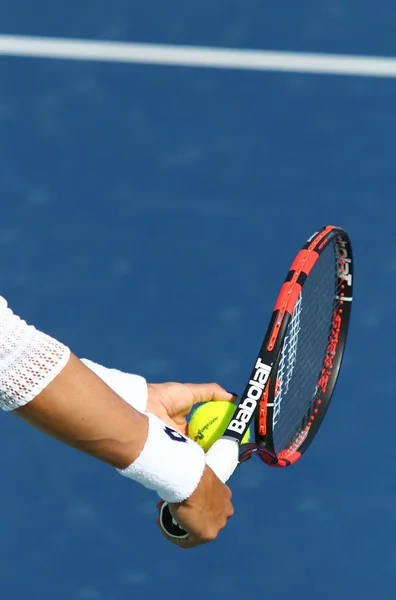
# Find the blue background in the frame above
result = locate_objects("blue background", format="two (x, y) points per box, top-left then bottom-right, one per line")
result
(0, 3), (395, 599)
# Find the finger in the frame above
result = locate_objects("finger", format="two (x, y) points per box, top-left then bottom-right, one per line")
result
(184, 383), (238, 405)
(172, 415), (188, 436)
(155, 411), (188, 434)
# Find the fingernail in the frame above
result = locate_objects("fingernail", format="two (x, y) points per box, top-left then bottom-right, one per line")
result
(227, 390), (238, 397)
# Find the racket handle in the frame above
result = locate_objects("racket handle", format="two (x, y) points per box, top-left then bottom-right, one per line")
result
(159, 438), (239, 539)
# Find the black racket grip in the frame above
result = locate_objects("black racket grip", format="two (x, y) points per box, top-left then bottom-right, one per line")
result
(159, 502), (189, 539)
(159, 439), (240, 540)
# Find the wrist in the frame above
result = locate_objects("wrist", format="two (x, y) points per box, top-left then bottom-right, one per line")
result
(117, 413), (205, 503)
(88, 410), (149, 470)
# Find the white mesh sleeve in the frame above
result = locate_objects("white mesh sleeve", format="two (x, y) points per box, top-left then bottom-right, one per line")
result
(0, 297), (70, 411)
(81, 358), (148, 414)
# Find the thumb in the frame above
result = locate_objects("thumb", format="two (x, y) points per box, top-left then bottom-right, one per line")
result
(184, 383), (238, 406)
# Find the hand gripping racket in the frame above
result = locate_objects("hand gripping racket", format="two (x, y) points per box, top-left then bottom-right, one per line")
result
(160, 225), (353, 538)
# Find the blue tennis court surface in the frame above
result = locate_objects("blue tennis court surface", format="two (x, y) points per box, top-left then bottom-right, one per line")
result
(1, 3), (395, 599)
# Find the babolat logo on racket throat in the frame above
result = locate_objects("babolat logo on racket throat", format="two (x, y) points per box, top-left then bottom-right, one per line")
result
(228, 358), (271, 435)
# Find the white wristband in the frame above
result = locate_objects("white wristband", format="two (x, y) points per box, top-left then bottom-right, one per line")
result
(81, 359), (147, 414)
(117, 413), (205, 503)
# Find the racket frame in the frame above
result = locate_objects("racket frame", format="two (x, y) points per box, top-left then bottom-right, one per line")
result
(225, 225), (353, 467)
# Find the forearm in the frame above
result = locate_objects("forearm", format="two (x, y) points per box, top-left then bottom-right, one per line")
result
(16, 353), (148, 469)
(0, 296), (205, 505)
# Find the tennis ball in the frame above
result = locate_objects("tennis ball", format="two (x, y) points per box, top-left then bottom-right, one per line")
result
(188, 401), (251, 452)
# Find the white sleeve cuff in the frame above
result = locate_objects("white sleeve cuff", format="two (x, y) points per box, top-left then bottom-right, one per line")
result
(81, 358), (148, 414)
(117, 413), (205, 503)
(0, 298), (70, 411)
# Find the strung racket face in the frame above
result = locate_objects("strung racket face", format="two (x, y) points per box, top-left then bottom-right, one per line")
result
(237, 225), (353, 466)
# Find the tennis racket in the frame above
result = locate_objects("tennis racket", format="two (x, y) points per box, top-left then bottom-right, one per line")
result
(160, 225), (353, 538)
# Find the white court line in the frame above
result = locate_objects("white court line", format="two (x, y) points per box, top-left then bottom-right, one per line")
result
(1, 34), (396, 78)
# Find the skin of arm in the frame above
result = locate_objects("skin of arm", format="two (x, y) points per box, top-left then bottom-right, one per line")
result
(16, 352), (148, 469)
(14, 352), (235, 548)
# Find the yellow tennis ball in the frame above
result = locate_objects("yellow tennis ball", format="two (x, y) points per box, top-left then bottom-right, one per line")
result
(188, 401), (251, 452)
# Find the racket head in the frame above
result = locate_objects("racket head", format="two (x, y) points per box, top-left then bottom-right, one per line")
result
(252, 225), (353, 466)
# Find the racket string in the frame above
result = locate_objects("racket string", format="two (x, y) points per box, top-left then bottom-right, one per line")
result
(274, 291), (302, 427)
(272, 241), (342, 455)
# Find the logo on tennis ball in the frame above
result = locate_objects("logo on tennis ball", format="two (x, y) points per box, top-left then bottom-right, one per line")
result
(228, 357), (271, 435)
(193, 417), (219, 442)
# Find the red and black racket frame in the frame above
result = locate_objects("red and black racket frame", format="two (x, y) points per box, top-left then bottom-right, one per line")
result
(224, 225), (353, 468)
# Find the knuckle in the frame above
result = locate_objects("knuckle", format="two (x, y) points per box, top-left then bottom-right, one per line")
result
(202, 527), (218, 543)
(216, 520), (227, 535)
